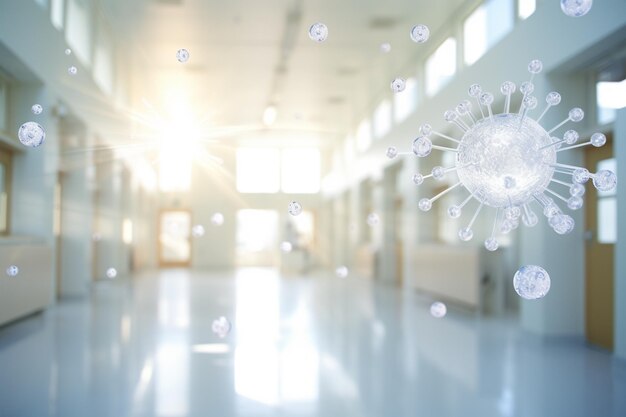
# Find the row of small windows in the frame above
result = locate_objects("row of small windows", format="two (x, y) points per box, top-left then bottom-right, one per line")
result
(351, 0), (537, 154)
(35, 0), (115, 96)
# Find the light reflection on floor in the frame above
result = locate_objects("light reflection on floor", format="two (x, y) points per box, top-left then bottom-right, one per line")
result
(0, 268), (624, 417)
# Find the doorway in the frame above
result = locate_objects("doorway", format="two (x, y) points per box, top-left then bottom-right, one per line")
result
(585, 134), (615, 351)
(159, 210), (192, 267)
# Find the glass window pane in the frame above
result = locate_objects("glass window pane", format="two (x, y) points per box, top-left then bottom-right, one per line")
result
(394, 77), (417, 123)
(464, 5), (487, 66)
(598, 198), (617, 244)
(281, 149), (320, 194)
(597, 79), (626, 125)
(518, 0), (536, 19)
(464, 0), (514, 66)
(94, 21), (114, 95)
(50, 0), (64, 30)
(236, 148), (280, 193)
(66, 0), (92, 66)
(373, 100), (391, 139)
(426, 38), (457, 96)
(356, 119), (372, 152)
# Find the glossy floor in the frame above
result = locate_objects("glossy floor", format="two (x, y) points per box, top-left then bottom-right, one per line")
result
(0, 268), (624, 417)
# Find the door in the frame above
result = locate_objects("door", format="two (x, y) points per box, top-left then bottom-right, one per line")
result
(585, 134), (615, 350)
(159, 210), (192, 267)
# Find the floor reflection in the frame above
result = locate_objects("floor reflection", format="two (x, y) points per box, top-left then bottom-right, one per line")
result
(0, 267), (624, 417)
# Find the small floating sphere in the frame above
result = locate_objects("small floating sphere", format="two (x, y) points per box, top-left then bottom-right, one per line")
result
(176, 48), (190, 63)
(430, 302), (447, 318)
(18, 122), (46, 147)
(410, 24), (430, 43)
(288, 201), (302, 216)
(308, 23), (328, 42)
(6, 265), (19, 277)
(561, 0), (593, 17)
(212, 316), (232, 338)
(513, 265), (550, 300)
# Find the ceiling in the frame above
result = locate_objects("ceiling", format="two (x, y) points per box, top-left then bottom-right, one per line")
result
(100, 0), (467, 146)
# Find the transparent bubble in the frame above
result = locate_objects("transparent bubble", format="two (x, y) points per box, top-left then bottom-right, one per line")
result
(410, 24), (430, 43)
(500, 81), (516, 95)
(419, 123), (432, 136)
(523, 95), (538, 110)
(572, 168), (590, 184)
(592, 170), (617, 192)
(522, 210), (539, 227)
(31, 104), (43, 115)
(444, 110), (458, 122)
(447, 205), (462, 219)
(431, 166), (446, 180)
(412, 137), (432, 157)
(520, 81), (534, 95)
(484, 237), (499, 251)
(191, 224), (205, 237)
(513, 265), (550, 300)
(456, 100), (472, 115)
(68, 66), (78, 75)
(212, 316), (232, 338)
(390, 78), (406, 93)
(335, 265), (349, 278)
(176, 48), (190, 63)
(455, 114), (556, 207)
(288, 201), (303, 216)
(549, 214), (575, 234)
(280, 241), (293, 253)
(106, 268), (117, 279)
(543, 203), (561, 218)
(6, 265), (19, 277)
(563, 130), (579, 144)
(567, 196), (583, 210)
(18, 122), (46, 147)
(430, 301), (447, 318)
(309, 23), (328, 42)
(590, 133), (606, 147)
(418, 198), (432, 212)
(569, 183), (585, 197)
(480, 92), (494, 106)
(561, 0), (593, 17)
(528, 59), (543, 74)
(505, 206), (521, 220)
(458, 227), (473, 241)
(367, 213), (380, 226)
(386, 146), (398, 159)
(546, 92), (562, 106)
(380, 43), (391, 53)
(412, 173), (424, 185)
(568, 108), (584, 122)
(211, 212), (225, 225)
(64, 48), (72, 55)
(468, 84), (482, 97)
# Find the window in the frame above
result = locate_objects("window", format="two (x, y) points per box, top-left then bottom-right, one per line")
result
(236, 148), (280, 193)
(355, 119), (372, 152)
(236, 209), (279, 266)
(518, 0), (536, 19)
(394, 77), (417, 123)
(50, 0), (64, 30)
(425, 38), (457, 96)
(373, 100), (392, 139)
(94, 20), (114, 95)
(464, 0), (515, 66)
(281, 148), (320, 194)
(0, 149), (12, 234)
(66, 0), (92, 66)
(159, 143), (192, 192)
(597, 158), (617, 244)
(597, 78), (626, 125)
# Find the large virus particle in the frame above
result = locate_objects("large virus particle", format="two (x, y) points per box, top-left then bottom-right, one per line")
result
(388, 59), (616, 252)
